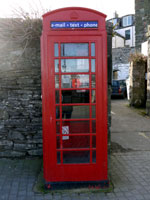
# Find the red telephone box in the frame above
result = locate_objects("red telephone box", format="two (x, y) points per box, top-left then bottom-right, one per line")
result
(41, 7), (108, 189)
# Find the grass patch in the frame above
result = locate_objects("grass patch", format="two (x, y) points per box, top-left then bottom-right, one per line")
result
(34, 167), (114, 195)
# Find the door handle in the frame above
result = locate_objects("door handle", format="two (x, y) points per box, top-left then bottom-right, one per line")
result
(50, 116), (52, 122)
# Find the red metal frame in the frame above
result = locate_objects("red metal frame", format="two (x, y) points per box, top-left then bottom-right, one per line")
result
(41, 7), (108, 184)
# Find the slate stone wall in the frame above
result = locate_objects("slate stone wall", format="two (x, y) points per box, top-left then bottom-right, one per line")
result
(112, 47), (135, 65)
(135, 0), (150, 51)
(0, 42), (42, 157)
(112, 47), (135, 80)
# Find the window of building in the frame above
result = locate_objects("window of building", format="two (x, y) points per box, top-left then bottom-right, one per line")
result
(122, 15), (132, 27)
(109, 18), (119, 29)
(125, 30), (130, 40)
(112, 18), (118, 26)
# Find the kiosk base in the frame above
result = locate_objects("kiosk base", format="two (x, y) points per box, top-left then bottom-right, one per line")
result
(45, 180), (109, 190)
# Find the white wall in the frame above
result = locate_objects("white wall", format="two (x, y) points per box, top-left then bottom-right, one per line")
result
(113, 63), (130, 80)
(141, 41), (148, 56)
(112, 35), (125, 48)
(115, 26), (135, 47)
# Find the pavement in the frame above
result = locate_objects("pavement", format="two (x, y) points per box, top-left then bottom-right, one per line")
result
(111, 99), (150, 151)
(1, 99), (150, 200)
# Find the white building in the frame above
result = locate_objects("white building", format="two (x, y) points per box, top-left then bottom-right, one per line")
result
(112, 32), (125, 48)
(108, 14), (135, 48)
(107, 14), (135, 81)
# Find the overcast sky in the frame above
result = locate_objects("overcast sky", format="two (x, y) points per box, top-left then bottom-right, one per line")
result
(1, 0), (135, 19)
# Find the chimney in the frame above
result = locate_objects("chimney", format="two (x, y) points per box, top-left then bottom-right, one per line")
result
(113, 11), (118, 18)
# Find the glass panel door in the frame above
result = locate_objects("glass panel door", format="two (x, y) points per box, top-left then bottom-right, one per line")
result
(54, 42), (96, 164)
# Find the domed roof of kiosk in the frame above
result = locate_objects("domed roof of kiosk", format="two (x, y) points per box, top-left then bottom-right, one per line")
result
(42, 7), (107, 18)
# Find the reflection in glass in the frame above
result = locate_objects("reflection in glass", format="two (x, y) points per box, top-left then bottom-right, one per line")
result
(92, 136), (96, 148)
(57, 151), (60, 164)
(55, 75), (59, 88)
(56, 121), (60, 134)
(92, 151), (96, 163)
(91, 43), (95, 57)
(62, 136), (90, 149)
(63, 151), (90, 163)
(62, 106), (89, 119)
(56, 136), (60, 149)
(92, 120), (96, 133)
(91, 90), (96, 103)
(62, 90), (89, 104)
(62, 121), (90, 134)
(61, 43), (89, 57)
(92, 106), (96, 118)
(54, 43), (59, 57)
(55, 90), (59, 104)
(55, 59), (59, 72)
(61, 75), (89, 88)
(61, 59), (89, 73)
(56, 106), (60, 119)
(91, 59), (95, 72)
(92, 75), (96, 88)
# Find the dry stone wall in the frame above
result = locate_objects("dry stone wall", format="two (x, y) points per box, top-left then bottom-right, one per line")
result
(0, 43), (42, 157)
(129, 61), (147, 107)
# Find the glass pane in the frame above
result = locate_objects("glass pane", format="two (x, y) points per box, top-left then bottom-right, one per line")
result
(55, 90), (59, 104)
(54, 43), (59, 57)
(63, 151), (90, 164)
(61, 59), (89, 73)
(91, 90), (96, 103)
(91, 59), (95, 72)
(62, 106), (89, 119)
(56, 106), (60, 119)
(56, 136), (60, 149)
(92, 136), (96, 148)
(92, 120), (96, 133)
(92, 151), (96, 163)
(61, 43), (89, 57)
(92, 105), (96, 118)
(57, 151), (60, 164)
(62, 121), (90, 134)
(91, 43), (95, 57)
(62, 136), (90, 148)
(56, 121), (60, 134)
(61, 75), (89, 88)
(55, 59), (59, 72)
(92, 75), (96, 88)
(55, 75), (59, 88)
(62, 90), (89, 104)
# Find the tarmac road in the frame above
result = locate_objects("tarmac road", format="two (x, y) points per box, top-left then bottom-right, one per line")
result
(111, 99), (150, 151)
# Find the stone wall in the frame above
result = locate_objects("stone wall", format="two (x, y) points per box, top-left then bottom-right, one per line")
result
(135, 0), (150, 51)
(112, 47), (135, 79)
(0, 42), (42, 157)
(129, 61), (147, 107)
